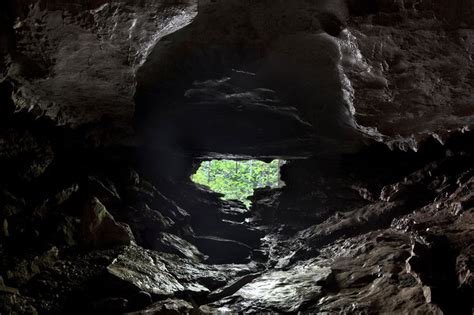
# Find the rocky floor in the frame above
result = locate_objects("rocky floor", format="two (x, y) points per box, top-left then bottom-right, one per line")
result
(0, 125), (472, 314)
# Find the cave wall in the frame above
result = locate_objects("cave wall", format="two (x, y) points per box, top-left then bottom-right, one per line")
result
(0, 0), (473, 314)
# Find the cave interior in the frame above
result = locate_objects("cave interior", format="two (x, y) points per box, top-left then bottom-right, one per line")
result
(0, 0), (473, 314)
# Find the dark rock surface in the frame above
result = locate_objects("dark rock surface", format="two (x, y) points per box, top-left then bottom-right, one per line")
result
(0, 0), (473, 314)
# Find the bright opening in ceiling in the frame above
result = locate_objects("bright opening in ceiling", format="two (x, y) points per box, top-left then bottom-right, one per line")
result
(191, 159), (285, 208)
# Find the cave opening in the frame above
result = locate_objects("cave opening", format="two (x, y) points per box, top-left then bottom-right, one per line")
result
(191, 159), (285, 208)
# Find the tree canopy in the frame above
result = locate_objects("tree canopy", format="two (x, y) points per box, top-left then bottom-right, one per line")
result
(191, 159), (283, 208)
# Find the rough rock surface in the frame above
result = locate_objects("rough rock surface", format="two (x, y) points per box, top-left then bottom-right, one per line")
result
(81, 197), (134, 248)
(107, 245), (258, 297)
(2, 0), (197, 144)
(0, 0), (473, 314)
(204, 263), (333, 313)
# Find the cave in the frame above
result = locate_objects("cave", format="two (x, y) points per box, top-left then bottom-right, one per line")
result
(0, 0), (473, 314)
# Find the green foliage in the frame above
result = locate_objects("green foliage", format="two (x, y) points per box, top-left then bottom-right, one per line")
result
(191, 159), (282, 208)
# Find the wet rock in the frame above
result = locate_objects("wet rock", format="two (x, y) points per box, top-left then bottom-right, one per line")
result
(127, 298), (194, 315)
(106, 245), (259, 297)
(207, 272), (263, 303)
(294, 201), (409, 252)
(204, 263), (333, 313)
(82, 197), (134, 248)
(106, 247), (206, 297)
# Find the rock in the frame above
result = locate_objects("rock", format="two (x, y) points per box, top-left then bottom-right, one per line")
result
(0, 276), (18, 294)
(87, 176), (121, 207)
(31, 246), (59, 275)
(6, 247), (59, 287)
(129, 291), (153, 311)
(116, 168), (140, 187)
(114, 204), (174, 249)
(0, 129), (54, 182)
(56, 216), (80, 246)
(150, 191), (191, 223)
(106, 245), (259, 297)
(0, 190), (26, 217)
(204, 263), (333, 313)
(2, 219), (8, 237)
(91, 297), (128, 314)
(122, 185), (157, 207)
(0, 294), (38, 315)
(193, 236), (252, 264)
(123, 181), (190, 224)
(309, 231), (447, 314)
(34, 184), (80, 218)
(153, 232), (207, 262)
(82, 197), (134, 248)
(210, 219), (265, 248)
(456, 253), (473, 289)
(106, 246), (208, 297)
(207, 272), (263, 302)
(406, 236), (470, 313)
(4, 0), (198, 142)
(0, 0), (472, 314)
(126, 298), (194, 315)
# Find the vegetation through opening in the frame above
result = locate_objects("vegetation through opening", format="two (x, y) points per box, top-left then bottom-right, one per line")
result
(191, 159), (285, 208)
